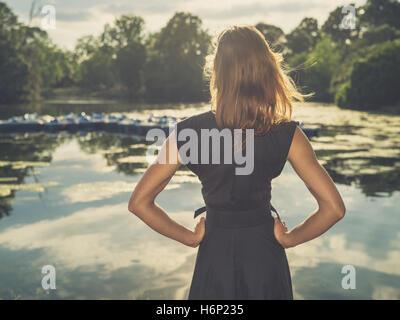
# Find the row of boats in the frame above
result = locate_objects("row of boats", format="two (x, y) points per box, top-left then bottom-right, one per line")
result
(0, 112), (319, 138)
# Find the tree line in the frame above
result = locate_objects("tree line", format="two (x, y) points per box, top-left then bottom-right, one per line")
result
(0, 0), (399, 110)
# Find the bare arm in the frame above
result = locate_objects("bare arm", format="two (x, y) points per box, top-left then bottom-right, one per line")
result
(275, 126), (346, 248)
(127, 130), (205, 248)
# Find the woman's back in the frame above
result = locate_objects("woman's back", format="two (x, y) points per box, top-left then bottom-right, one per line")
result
(175, 110), (298, 212)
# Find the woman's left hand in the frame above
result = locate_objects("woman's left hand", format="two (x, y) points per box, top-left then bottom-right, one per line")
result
(187, 217), (206, 248)
(273, 217), (292, 249)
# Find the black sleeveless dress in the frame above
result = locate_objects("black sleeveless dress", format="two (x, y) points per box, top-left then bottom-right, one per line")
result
(175, 110), (298, 300)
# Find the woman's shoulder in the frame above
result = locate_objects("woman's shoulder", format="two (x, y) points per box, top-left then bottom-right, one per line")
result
(176, 110), (214, 130)
(270, 119), (299, 133)
(268, 119), (299, 153)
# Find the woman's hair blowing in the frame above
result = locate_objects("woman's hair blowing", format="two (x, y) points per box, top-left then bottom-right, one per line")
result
(204, 24), (306, 135)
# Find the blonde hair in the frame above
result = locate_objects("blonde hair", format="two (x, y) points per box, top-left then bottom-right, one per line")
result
(204, 24), (306, 135)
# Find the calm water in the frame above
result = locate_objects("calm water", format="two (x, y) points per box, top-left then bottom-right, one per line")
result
(0, 101), (399, 300)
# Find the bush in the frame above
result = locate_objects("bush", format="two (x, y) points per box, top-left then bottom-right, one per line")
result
(287, 36), (340, 101)
(335, 39), (400, 109)
(360, 24), (400, 46)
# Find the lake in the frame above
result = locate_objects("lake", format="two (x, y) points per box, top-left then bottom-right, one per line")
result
(0, 101), (399, 299)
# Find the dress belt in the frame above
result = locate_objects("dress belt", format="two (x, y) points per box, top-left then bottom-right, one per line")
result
(194, 202), (282, 222)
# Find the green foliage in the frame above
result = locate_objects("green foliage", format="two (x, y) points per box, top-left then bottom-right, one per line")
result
(321, 4), (360, 44)
(143, 12), (211, 102)
(73, 15), (147, 98)
(72, 12), (210, 102)
(288, 36), (341, 101)
(78, 46), (117, 90)
(110, 16), (147, 99)
(286, 18), (320, 55)
(335, 39), (400, 109)
(115, 42), (147, 100)
(0, 4), (30, 103)
(255, 23), (286, 52)
(101, 15), (145, 49)
(1, 0), (400, 109)
(359, 24), (400, 46)
(0, 2), (76, 103)
(285, 0), (400, 109)
(360, 0), (400, 29)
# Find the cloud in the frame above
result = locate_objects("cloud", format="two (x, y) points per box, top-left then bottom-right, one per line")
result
(56, 10), (93, 22)
(0, 202), (197, 275)
(104, 1), (184, 15)
(195, 1), (329, 20)
(61, 180), (181, 203)
(287, 232), (400, 277)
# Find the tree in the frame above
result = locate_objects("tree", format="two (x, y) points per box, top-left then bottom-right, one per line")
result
(287, 35), (341, 101)
(74, 35), (101, 63)
(78, 45), (116, 90)
(115, 42), (147, 100)
(101, 15), (145, 49)
(109, 16), (147, 100)
(359, 24), (400, 46)
(335, 39), (400, 109)
(144, 12), (211, 102)
(0, 3), (29, 103)
(360, 0), (400, 29)
(0, 2), (75, 103)
(255, 23), (286, 52)
(74, 15), (147, 98)
(286, 18), (320, 55)
(321, 5), (360, 44)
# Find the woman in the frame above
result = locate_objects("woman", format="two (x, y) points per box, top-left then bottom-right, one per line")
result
(128, 25), (346, 300)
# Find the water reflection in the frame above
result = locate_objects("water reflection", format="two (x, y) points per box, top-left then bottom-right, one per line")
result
(0, 133), (64, 219)
(0, 102), (399, 299)
(76, 132), (153, 175)
(297, 104), (400, 197)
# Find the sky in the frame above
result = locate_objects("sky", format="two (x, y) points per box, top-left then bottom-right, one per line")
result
(4, 0), (367, 50)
